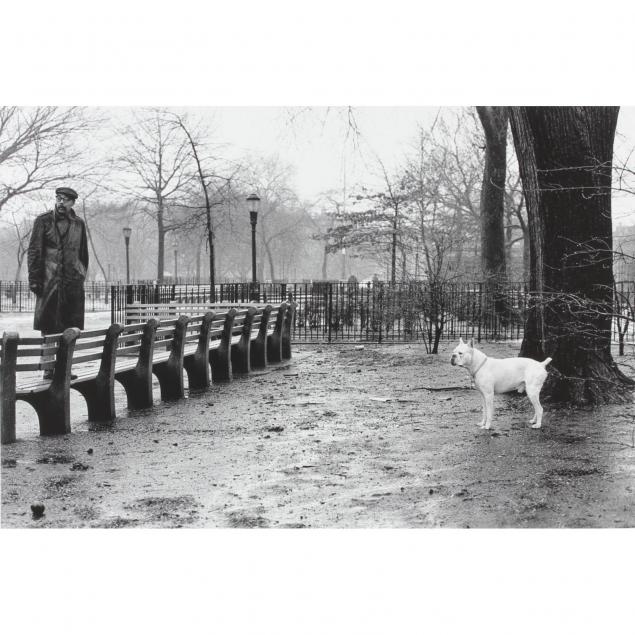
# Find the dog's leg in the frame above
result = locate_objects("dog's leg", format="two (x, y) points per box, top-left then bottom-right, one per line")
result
(477, 390), (487, 428)
(527, 389), (543, 428)
(483, 391), (494, 429)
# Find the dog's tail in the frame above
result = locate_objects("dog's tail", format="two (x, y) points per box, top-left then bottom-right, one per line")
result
(541, 357), (552, 367)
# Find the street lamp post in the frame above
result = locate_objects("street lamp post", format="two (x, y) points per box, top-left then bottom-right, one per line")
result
(173, 238), (178, 282)
(246, 193), (260, 301)
(123, 226), (132, 284)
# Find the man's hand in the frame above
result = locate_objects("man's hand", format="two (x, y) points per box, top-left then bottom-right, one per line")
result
(29, 283), (42, 297)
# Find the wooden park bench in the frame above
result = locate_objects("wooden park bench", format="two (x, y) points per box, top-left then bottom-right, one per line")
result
(123, 302), (294, 372)
(1, 301), (296, 444)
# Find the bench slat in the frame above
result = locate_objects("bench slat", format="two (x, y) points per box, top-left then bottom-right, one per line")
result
(121, 323), (148, 333)
(118, 333), (145, 345)
(72, 351), (105, 364)
(15, 361), (54, 371)
(16, 382), (51, 395)
(74, 339), (107, 352)
(117, 343), (142, 356)
(14, 347), (56, 357)
(79, 328), (111, 338)
(15, 337), (45, 345)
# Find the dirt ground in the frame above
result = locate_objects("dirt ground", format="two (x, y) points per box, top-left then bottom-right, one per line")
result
(2, 340), (634, 528)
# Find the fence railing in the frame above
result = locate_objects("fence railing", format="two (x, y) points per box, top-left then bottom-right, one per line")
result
(0, 281), (112, 313)
(110, 280), (635, 351)
(110, 282), (291, 325)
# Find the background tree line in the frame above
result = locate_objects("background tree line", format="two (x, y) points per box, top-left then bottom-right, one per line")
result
(1, 106), (633, 288)
(0, 106), (542, 286)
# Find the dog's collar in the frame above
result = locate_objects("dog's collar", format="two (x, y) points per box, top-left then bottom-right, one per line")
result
(471, 356), (488, 377)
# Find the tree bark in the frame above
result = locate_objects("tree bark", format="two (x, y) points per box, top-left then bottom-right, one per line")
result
(476, 107), (508, 282)
(509, 106), (634, 404)
(264, 241), (276, 282)
(477, 107), (509, 319)
(391, 206), (398, 284)
(172, 114), (216, 290)
(157, 196), (165, 283)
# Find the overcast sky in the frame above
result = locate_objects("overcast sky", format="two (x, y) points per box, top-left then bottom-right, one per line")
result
(191, 106), (443, 199)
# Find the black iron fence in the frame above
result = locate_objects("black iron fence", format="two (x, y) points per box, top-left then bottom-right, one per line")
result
(4, 279), (632, 350)
(109, 280), (635, 351)
(291, 281), (528, 350)
(0, 281), (112, 313)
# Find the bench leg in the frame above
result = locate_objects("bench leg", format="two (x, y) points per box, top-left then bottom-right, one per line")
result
(73, 376), (116, 422)
(20, 389), (71, 436)
(183, 352), (210, 391)
(1, 397), (16, 444)
(116, 368), (154, 409)
(267, 333), (282, 363)
(210, 347), (231, 382)
(1, 333), (18, 444)
(231, 340), (251, 374)
(154, 361), (184, 401)
(282, 336), (292, 360)
(250, 337), (267, 369)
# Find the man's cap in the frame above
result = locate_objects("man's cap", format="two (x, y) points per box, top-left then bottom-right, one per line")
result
(55, 187), (78, 200)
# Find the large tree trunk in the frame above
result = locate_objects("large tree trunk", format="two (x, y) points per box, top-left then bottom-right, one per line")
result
(476, 106), (508, 282)
(477, 107), (509, 320)
(264, 241), (276, 282)
(157, 194), (165, 283)
(509, 106), (634, 405)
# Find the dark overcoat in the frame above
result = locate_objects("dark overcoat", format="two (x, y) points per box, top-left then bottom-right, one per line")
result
(27, 209), (89, 334)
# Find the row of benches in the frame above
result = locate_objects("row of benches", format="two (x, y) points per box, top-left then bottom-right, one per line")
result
(0, 302), (296, 444)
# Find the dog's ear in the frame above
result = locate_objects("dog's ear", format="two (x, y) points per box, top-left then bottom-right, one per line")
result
(468, 338), (474, 348)
(459, 337), (464, 345)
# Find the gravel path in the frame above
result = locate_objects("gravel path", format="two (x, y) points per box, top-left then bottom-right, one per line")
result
(2, 341), (634, 528)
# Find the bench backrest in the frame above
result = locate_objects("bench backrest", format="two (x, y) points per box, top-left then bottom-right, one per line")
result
(72, 324), (124, 372)
(125, 303), (255, 323)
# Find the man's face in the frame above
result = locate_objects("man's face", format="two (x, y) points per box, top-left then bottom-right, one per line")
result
(55, 194), (74, 212)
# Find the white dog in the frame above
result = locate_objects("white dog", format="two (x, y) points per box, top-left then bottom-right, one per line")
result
(450, 338), (552, 429)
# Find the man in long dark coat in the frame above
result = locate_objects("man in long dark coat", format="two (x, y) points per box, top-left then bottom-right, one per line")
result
(27, 186), (89, 378)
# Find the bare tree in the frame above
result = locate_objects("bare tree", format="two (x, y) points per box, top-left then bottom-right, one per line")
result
(164, 111), (241, 289)
(0, 107), (95, 215)
(310, 192), (349, 280)
(3, 212), (33, 284)
(419, 112), (482, 275)
(117, 109), (197, 282)
(79, 189), (110, 284)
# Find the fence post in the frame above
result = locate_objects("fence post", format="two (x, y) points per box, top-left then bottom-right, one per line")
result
(378, 284), (383, 344)
(328, 283), (333, 343)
